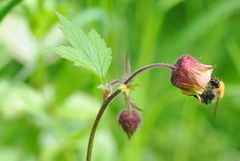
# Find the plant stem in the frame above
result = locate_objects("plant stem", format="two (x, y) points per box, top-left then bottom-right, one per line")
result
(86, 63), (175, 161)
(86, 89), (121, 161)
(107, 79), (123, 89)
(124, 63), (175, 84)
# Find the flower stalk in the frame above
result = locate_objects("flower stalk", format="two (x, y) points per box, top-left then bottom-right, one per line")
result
(86, 63), (175, 161)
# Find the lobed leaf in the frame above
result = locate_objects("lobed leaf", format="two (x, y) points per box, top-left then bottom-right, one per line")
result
(54, 12), (112, 80)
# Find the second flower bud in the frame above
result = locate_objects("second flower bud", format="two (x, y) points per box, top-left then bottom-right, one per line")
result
(118, 109), (141, 139)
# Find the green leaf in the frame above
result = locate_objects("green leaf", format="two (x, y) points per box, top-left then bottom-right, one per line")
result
(54, 12), (112, 80)
(0, 0), (23, 22)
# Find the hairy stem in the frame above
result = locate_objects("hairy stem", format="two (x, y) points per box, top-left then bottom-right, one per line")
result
(86, 63), (175, 161)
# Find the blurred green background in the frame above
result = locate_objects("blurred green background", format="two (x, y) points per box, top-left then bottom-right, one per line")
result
(0, 0), (240, 161)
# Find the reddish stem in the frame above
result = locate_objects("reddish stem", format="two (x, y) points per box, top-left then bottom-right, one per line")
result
(86, 63), (175, 161)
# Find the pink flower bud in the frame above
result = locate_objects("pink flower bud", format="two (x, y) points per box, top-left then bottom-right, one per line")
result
(171, 55), (213, 96)
(118, 109), (141, 138)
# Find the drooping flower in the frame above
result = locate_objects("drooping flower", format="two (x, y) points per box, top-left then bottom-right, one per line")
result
(171, 55), (213, 96)
(118, 109), (141, 138)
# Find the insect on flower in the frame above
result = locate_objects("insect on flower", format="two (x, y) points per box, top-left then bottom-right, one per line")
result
(171, 55), (225, 117)
(196, 77), (225, 117)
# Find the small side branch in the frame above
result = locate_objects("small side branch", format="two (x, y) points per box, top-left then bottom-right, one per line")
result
(86, 63), (175, 161)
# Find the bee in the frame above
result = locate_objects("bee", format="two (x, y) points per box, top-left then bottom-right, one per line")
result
(194, 78), (225, 117)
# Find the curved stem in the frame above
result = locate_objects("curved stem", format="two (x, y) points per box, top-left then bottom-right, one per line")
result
(86, 63), (175, 161)
(86, 90), (121, 161)
(124, 63), (175, 84)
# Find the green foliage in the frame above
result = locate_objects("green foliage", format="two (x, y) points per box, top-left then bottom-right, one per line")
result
(0, 0), (240, 161)
(0, 0), (23, 22)
(54, 13), (112, 81)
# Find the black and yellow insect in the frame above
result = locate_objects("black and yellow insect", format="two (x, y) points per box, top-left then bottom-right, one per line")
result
(194, 78), (225, 117)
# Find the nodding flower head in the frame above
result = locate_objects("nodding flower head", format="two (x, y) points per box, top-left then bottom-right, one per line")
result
(171, 55), (213, 96)
(118, 109), (141, 139)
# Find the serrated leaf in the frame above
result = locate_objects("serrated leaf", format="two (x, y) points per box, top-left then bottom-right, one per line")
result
(54, 12), (112, 80)
(53, 46), (96, 72)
